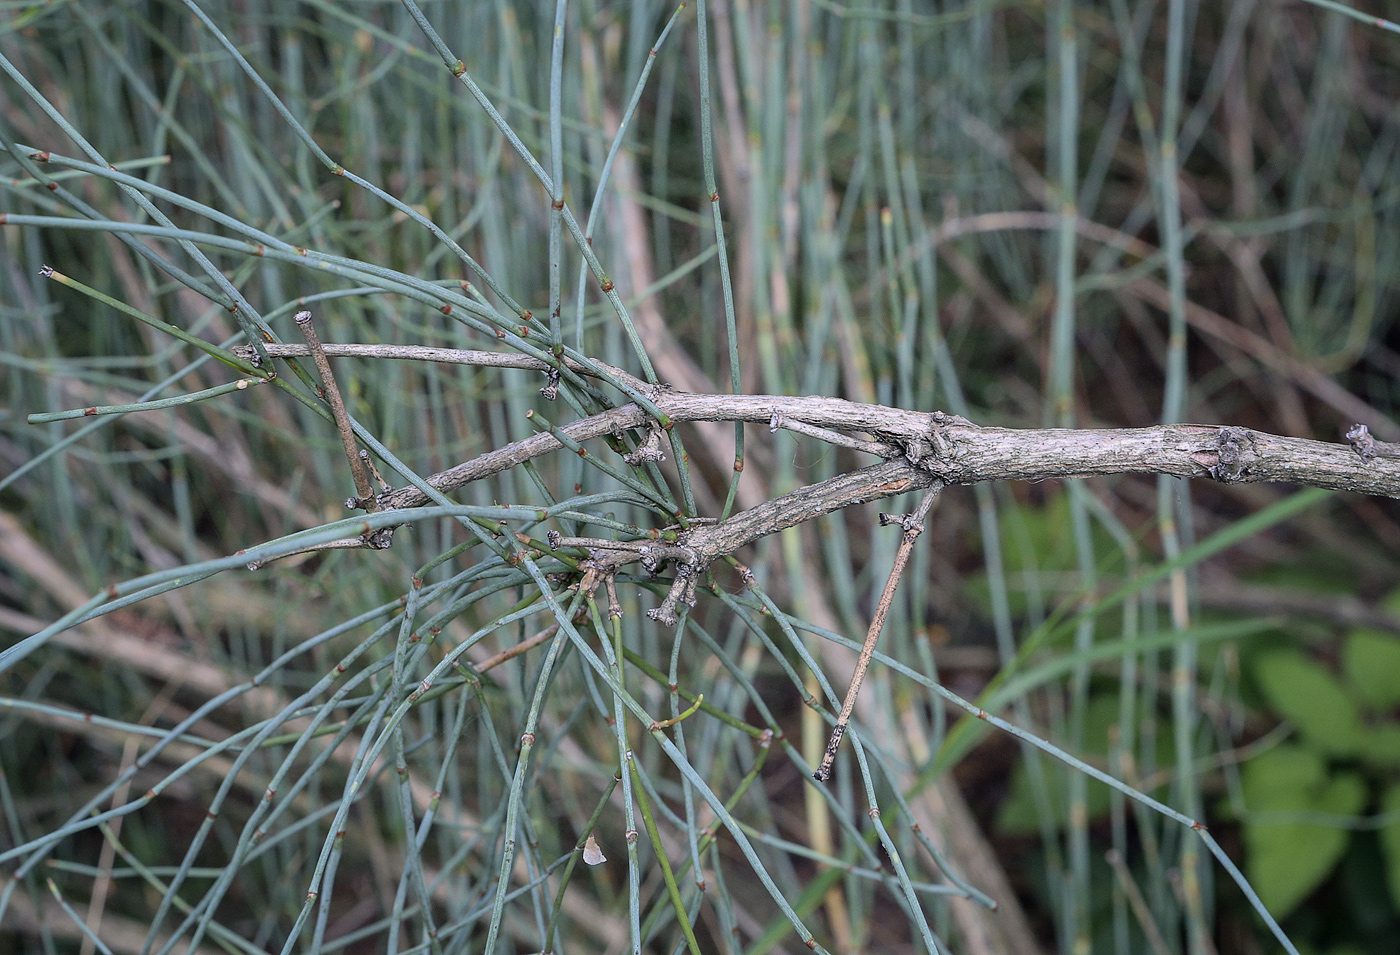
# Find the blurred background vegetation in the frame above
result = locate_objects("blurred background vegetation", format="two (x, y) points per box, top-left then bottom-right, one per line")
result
(3, 1), (1400, 953)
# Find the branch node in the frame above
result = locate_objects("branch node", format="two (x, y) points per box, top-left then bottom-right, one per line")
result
(1348, 424), (1377, 461)
(903, 433), (933, 467)
(1206, 426), (1258, 483)
(915, 409), (977, 474)
(880, 511), (925, 533)
(623, 426), (667, 465)
(647, 563), (699, 626)
(645, 604), (677, 626)
(1343, 423), (1400, 462)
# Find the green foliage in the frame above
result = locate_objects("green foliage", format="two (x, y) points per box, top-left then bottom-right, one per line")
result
(1239, 742), (1367, 918)
(1237, 604), (1400, 926)
(1253, 649), (1369, 757)
(1343, 630), (1400, 713)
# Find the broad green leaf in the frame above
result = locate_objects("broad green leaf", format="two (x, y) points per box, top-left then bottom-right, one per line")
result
(1343, 628), (1400, 711)
(1357, 724), (1400, 770)
(1240, 744), (1366, 918)
(1252, 650), (1366, 756)
(1379, 783), (1400, 911)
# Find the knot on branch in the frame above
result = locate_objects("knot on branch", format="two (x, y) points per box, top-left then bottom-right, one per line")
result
(1197, 426), (1258, 483)
(1349, 424), (1378, 461)
(547, 530), (704, 623)
(878, 511), (926, 535)
(902, 410), (975, 477)
(363, 527), (396, 550)
(902, 433), (933, 468)
(1344, 423), (1400, 463)
(623, 426), (667, 465)
(646, 564), (700, 627)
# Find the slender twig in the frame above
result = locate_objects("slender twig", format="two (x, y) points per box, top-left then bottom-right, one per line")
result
(546, 0), (566, 352)
(696, 0), (745, 522)
(359, 449), (392, 493)
(27, 377), (269, 422)
(232, 343), (1400, 502)
(231, 341), (646, 390)
(814, 484), (944, 782)
(473, 624), (559, 674)
(294, 311), (375, 509)
(244, 535), (376, 570)
(768, 408), (899, 457)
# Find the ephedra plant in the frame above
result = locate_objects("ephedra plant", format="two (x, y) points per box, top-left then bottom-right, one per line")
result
(3, 2), (1400, 954)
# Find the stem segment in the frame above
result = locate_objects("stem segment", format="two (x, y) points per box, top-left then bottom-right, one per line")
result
(815, 483), (943, 781)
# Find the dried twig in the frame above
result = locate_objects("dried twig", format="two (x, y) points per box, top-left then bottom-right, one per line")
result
(237, 343), (1400, 501)
(814, 483), (945, 781)
(293, 312), (375, 509)
(239, 342), (1400, 582)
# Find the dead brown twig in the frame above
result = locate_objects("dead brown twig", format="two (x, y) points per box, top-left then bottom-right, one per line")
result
(814, 483), (945, 781)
